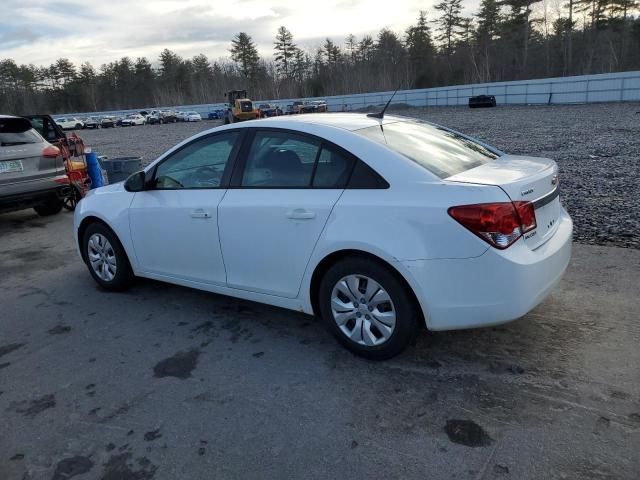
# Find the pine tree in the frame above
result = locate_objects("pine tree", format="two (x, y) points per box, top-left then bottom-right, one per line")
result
(323, 38), (341, 65)
(230, 32), (260, 78)
(434, 0), (464, 55)
(405, 11), (435, 86)
(476, 0), (501, 42)
(345, 34), (358, 63)
(501, 0), (543, 74)
(273, 26), (297, 78)
(357, 35), (375, 62)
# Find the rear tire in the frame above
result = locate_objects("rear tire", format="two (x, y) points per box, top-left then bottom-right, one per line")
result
(82, 223), (134, 291)
(318, 257), (419, 360)
(33, 199), (63, 216)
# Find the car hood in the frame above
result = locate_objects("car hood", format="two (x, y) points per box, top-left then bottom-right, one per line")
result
(89, 182), (126, 197)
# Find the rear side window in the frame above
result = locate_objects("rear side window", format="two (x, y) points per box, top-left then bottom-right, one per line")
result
(241, 131), (320, 187)
(312, 146), (353, 188)
(240, 130), (357, 189)
(347, 160), (389, 189)
(0, 118), (42, 146)
(355, 120), (498, 179)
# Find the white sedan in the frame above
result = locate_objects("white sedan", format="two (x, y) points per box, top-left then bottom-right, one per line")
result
(120, 114), (146, 126)
(186, 111), (202, 122)
(74, 113), (572, 359)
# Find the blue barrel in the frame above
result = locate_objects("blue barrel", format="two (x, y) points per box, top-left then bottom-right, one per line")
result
(86, 151), (105, 188)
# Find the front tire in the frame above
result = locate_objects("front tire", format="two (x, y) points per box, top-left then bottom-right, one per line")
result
(82, 223), (134, 291)
(318, 257), (419, 360)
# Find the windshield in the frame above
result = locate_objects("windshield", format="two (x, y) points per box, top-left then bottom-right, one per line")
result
(355, 119), (499, 179)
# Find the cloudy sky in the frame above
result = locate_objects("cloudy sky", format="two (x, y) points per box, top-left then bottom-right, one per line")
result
(0, 0), (480, 68)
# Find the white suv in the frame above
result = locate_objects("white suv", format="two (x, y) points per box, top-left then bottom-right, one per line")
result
(54, 117), (84, 130)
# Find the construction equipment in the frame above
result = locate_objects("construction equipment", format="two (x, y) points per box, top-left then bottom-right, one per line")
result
(224, 90), (259, 124)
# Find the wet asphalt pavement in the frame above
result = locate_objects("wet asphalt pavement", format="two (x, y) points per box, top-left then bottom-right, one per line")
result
(1, 208), (639, 480)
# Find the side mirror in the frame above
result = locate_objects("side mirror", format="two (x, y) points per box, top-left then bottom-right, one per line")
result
(124, 171), (147, 192)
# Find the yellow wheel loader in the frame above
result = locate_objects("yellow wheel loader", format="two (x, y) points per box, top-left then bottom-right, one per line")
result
(224, 90), (259, 124)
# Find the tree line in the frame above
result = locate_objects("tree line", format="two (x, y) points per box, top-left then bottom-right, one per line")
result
(1, 0), (639, 115)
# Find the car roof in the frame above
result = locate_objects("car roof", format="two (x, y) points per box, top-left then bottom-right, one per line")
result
(236, 113), (407, 132)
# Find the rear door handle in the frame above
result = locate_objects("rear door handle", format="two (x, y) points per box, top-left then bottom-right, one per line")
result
(190, 209), (211, 219)
(286, 209), (316, 220)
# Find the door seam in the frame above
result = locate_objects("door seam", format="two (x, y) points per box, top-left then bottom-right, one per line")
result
(295, 188), (347, 298)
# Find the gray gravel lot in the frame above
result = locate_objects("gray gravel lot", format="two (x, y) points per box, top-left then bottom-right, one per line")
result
(80, 103), (640, 249)
(1, 210), (639, 480)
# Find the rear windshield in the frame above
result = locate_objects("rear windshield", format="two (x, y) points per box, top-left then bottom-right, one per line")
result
(355, 120), (498, 178)
(0, 118), (42, 146)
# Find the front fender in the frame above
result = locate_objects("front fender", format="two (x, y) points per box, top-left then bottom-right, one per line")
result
(74, 186), (137, 270)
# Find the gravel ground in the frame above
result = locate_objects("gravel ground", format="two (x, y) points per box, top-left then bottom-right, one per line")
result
(78, 103), (640, 249)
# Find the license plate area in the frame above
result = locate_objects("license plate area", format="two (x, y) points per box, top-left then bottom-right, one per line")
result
(0, 160), (24, 174)
(524, 194), (560, 248)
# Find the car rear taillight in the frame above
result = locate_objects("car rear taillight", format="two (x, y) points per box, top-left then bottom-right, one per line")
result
(513, 201), (536, 233)
(42, 145), (60, 158)
(448, 201), (537, 249)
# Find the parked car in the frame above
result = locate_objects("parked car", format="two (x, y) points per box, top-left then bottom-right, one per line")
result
(100, 116), (116, 128)
(258, 104), (282, 117)
(161, 111), (178, 123)
(286, 101), (304, 115)
(311, 100), (328, 112)
(176, 111), (189, 122)
(54, 117), (84, 130)
(74, 113), (572, 359)
(120, 114), (146, 126)
(301, 100), (327, 113)
(146, 112), (162, 125)
(469, 95), (497, 108)
(1, 115), (68, 216)
(207, 110), (226, 120)
(185, 111), (201, 122)
(84, 117), (100, 129)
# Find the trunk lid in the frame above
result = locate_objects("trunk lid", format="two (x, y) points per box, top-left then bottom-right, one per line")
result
(447, 155), (560, 250)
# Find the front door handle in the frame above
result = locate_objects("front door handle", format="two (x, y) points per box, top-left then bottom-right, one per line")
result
(190, 209), (211, 219)
(286, 208), (316, 220)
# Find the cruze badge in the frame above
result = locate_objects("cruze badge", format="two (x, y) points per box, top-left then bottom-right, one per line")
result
(521, 187), (534, 196)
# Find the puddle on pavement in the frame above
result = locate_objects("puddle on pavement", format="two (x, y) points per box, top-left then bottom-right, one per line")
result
(153, 349), (200, 379)
(444, 419), (493, 447)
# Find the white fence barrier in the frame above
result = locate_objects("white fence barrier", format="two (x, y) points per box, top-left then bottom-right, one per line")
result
(66, 70), (640, 119)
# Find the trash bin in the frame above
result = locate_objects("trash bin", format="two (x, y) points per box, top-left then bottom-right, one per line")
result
(99, 156), (143, 184)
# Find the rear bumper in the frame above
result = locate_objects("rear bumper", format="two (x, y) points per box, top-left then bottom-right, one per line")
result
(0, 177), (70, 213)
(403, 206), (573, 331)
